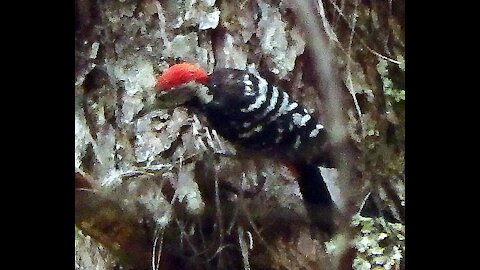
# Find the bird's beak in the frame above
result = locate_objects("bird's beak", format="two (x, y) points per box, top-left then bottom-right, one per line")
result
(156, 86), (196, 108)
(134, 85), (197, 120)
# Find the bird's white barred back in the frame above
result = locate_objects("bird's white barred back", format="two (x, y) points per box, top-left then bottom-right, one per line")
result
(201, 68), (328, 161)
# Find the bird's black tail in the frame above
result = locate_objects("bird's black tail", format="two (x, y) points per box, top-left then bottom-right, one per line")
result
(296, 162), (337, 236)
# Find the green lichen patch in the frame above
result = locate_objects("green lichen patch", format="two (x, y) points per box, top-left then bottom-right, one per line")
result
(352, 214), (404, 270)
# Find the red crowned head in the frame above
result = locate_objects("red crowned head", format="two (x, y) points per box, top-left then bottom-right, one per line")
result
(155, 63), (209, 92)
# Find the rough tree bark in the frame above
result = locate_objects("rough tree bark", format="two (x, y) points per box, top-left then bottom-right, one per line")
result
(75, 0), (404, 269)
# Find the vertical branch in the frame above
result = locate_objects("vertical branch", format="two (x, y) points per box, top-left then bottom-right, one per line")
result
(237, 226), (251, 270)
(293, 0), (361, 218)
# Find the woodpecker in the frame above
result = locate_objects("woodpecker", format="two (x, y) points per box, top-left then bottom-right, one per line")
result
(151, 63), (339, 234)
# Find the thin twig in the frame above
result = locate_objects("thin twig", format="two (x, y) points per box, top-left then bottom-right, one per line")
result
(327, 0), (403, 65)
(345, 0), (366, 136)
(151, 226), (165, 270)
(214, 174), (226, 267)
